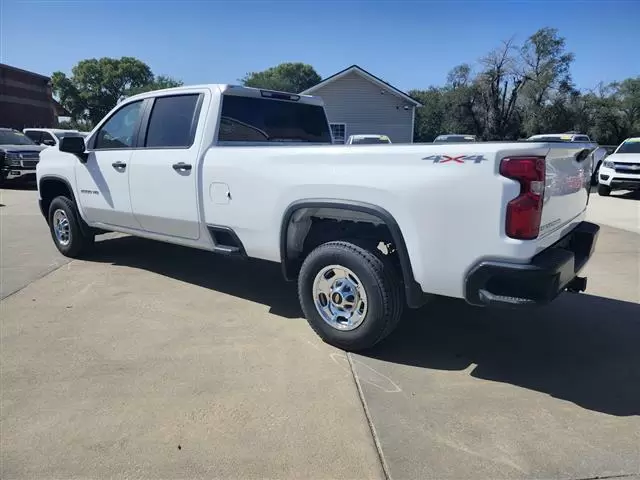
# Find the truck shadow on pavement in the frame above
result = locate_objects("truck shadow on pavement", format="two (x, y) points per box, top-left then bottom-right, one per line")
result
(363, 294), (640, 417)
(90, 235), (302, 319)
(615, 190), (640, 200)
(90, 235), (640, 417)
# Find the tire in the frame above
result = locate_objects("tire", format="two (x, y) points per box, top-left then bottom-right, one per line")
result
(597, 184), (611, 197)
(298, 241), (404, 351)
(48, 196), (94, 257)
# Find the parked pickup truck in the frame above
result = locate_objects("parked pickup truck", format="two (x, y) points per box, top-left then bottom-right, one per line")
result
(1, 128), (45, 184)
(36, 84), (600, 351)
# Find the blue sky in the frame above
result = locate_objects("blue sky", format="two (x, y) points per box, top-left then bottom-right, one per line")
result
(1, 0), (638, 92)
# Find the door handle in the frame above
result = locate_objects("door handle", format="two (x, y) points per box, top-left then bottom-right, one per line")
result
(173, 162), (192, 172)
(112, 161), (127, 170)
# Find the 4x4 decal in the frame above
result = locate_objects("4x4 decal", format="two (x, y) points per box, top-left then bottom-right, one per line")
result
(422, 154), (487, 164)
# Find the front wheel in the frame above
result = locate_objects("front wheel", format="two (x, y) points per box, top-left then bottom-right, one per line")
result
(598, 184), (611, 197)
(48, 196), (94, 257)
(298, 241), (404, 351)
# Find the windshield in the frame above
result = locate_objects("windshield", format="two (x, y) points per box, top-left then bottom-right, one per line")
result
(54, 131), (82, 140)
(434, 135), (476, 143)
(351, 137), (390, 144)
(0, 130), (37, 146)
(528, 135), (565, 142)
(616, 140), (640, 154)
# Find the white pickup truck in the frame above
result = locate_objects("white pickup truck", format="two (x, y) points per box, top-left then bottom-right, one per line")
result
(36, 84), (600, 351)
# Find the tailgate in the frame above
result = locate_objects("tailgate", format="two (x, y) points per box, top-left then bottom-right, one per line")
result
(539, 145), (592, 237)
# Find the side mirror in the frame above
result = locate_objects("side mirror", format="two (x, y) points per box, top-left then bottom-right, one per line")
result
(43, 138), (56, 146)
(60, 136), (88, 162)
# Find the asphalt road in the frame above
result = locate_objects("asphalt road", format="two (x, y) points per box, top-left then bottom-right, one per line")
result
(1, 186), (639, 479)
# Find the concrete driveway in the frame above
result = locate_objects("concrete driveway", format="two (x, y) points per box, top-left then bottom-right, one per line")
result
(0, 185), (70, 299)
(1, 187), (639, 479)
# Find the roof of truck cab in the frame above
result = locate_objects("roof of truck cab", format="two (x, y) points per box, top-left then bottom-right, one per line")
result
(124, 84), (325, 106)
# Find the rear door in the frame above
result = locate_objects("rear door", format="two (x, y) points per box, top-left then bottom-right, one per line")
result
(128, 91), (205, 239)
(539, 145), (593, 237)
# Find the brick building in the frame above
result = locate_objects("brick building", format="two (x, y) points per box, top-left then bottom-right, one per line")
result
(0, 63), (68, 130)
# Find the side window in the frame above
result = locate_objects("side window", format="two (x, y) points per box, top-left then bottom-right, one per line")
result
(41, 132), (56, 146)
(94, 100), (143, 150)
(145, 95), (200, 148)
(24, 131), (42, 144)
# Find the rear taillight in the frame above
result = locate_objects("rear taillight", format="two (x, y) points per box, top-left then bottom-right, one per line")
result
(500, 156), (546, 240)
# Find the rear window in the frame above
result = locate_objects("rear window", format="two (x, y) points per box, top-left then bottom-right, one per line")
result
(218, 95), (332, 144)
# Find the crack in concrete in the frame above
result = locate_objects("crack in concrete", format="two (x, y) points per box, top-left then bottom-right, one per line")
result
(572, 474), (639, 480)
(347, 351), (392, 480)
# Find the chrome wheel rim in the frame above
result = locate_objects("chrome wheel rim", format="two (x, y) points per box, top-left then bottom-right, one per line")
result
(52, 209), (71, 246)
(312, 265), (368, 331)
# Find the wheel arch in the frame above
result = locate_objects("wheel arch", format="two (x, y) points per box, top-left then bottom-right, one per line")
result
(38, 175), (92, 236)
(279, 199), (428, 308)
(38, 175), (76, 220)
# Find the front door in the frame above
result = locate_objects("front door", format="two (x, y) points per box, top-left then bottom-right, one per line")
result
(75, 100), (144, 229)
(128, 92), (203, 239)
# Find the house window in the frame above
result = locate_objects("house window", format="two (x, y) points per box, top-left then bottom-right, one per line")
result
(330, 123), (346, 144)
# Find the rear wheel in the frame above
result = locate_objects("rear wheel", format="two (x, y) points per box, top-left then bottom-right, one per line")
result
(597, 184), (611, 197)
(48, 196), (94, 257)
(298, 241), (404, 351)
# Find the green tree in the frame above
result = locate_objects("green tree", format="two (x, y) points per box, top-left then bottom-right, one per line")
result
(476, 38), (528, 140)
(582, 78), (640, 144)
(128, 75), (183, 96)
(409, 88), (445, 142)
(241, 62), (321, 93)
(52, 57), (182, 127)
(442, 64), (484, 137)
(519, 28), (576, 136)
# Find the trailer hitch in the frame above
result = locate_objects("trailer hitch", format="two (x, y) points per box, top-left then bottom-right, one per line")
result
(566, 276), (587, 293)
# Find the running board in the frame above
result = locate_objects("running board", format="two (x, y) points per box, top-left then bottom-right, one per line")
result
(207, 225), (246, 257)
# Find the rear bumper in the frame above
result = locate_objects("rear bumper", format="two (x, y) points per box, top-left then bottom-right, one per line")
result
(464, 221), (600, 307)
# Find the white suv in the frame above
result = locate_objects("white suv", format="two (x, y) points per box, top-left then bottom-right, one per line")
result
(597, 137), (640, 196)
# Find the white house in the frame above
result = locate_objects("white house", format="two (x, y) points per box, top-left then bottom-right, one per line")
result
(301, 65), (422, 144)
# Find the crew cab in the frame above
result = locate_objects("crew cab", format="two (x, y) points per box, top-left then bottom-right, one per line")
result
(0, 128), (45, 184)
(597, 137), (640, 195)
(36, 84), (600, 351)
